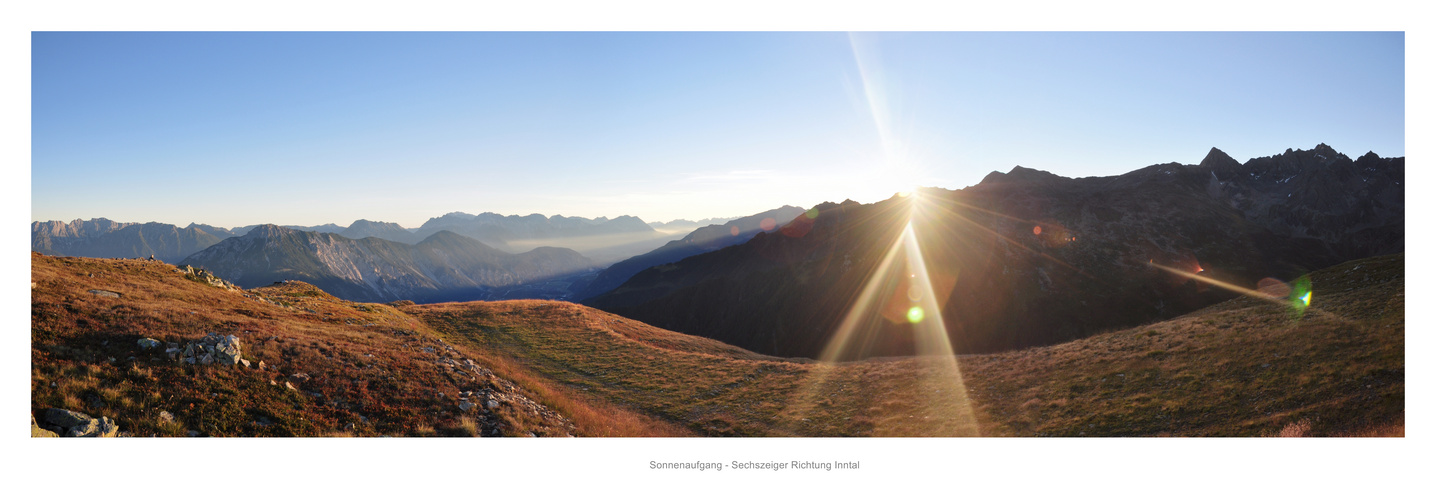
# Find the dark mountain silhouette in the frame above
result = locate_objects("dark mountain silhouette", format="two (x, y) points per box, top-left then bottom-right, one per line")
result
(31, 218), (226, 263)
(179, 225), (595, 303)
(585, 145), (1403, 359)
(573, 205), (807, 301)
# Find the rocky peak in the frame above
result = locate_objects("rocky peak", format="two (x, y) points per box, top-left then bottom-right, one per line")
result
(1199, 147), (1241, 171)
(244, 224), (295, 239)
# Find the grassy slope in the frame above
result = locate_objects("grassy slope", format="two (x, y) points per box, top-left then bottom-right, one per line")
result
(32, 251), (1403, 437)
(413, 253), (1404, 437)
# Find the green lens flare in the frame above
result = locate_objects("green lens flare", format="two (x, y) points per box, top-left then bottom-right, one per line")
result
(1288, 275), (1313, 318)
(907, 306), (925, 323)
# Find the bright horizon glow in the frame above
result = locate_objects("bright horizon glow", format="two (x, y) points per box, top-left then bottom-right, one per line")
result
(31, 32), (1403, 229)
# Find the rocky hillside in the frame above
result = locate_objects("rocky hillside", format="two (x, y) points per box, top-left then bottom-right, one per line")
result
(179, 225), (595, 303)
(30, 252), (627, 437)
(587, 145), (1403, 358)
(574, 205), (806, 300)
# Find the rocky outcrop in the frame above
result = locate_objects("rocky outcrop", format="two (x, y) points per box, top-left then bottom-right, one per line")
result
(37, 408), (119, 437)
(179, 265), (240, 291)
(167, 332), (246, 366)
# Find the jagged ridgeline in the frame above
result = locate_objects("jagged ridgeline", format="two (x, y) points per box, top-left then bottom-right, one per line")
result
(31, 219), (229, 263)
(586, 144), (1403, 358)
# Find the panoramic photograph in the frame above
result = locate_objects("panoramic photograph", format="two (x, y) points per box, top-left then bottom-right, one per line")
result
(29, 31), (1404, 440)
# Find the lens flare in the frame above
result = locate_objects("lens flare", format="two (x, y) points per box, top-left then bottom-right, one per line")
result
(1289, 275), (1313, 314)
(906, 306), (924, 323)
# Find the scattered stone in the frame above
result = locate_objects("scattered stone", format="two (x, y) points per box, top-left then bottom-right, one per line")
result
(238, 359), (251, 369)
(344, 423), (356, 431)
(87, 289), (121, 298)
(188, 430), (201, 437)
(486, 400), (499, 410)
(289, 373), (310, 383)
(158, 411), (175, 423)
(285, 382), (297, 391)
(459, 401), (475, 412)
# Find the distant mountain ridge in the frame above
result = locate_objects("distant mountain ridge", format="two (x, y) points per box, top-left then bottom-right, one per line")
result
(574, 205), (806, 300)
(411, 212), (656, 253)
(31, 218), (226, 263)
(33, 211), (666, 264)
(649, 216), (738, 232)
(179, 224), (595, 303)
(586, 144), (1404, 359)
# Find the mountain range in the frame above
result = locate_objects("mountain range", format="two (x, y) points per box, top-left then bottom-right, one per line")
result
(584, 144), (1404, 358)
(32, 219), (227, 263)
(178, 224), (595, 303)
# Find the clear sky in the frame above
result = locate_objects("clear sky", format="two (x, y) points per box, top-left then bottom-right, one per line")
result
(31, 31), (1404, 228)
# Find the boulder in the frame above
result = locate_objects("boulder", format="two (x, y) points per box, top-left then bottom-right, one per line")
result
(138, 338), (162, 350)
(44, 408), (94, 429)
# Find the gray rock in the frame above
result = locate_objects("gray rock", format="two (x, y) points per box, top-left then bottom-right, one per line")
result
(87, 289), (120, 298)
(458, 401), (475, 412)
(138, 338), (162, 350)
(158, 411), (175, 423)
(486, 400), (499, 410)
(238, 359), (251, 369)
(66, 419), (100, 437)
(97, 417), (120, 437)
(44, 408), (94, 429)
(199, 353), (214, 365)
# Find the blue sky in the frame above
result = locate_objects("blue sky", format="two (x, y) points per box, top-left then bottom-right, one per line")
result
(31, 31), (1404, 228)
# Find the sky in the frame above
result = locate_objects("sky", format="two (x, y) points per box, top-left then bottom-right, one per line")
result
(31, 31), (1404, 228)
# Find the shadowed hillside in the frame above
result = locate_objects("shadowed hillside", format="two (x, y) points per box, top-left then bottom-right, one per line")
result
(586, 145), (1403, 359)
